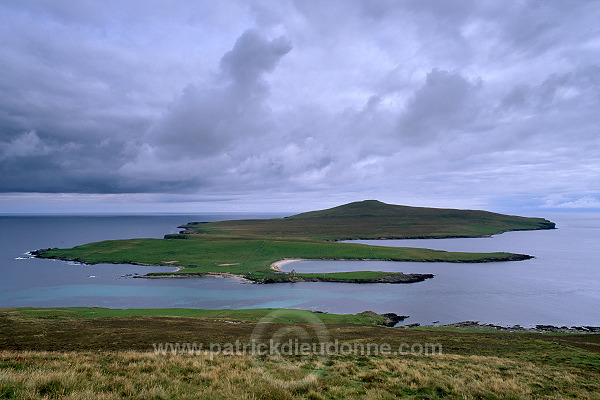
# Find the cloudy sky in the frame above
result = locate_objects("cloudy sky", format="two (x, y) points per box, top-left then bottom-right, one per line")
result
(1, 0), (599, 214)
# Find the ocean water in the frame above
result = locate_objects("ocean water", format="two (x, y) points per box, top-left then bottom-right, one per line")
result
(0, 213), (598, 326)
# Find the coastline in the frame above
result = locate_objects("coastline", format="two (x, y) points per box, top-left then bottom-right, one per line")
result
(421, 321), (600, 334)
(268, 255), (533, 274)
(269, 258), (303, 272)
(31, 250), (524, 284)
(138, 271), (253, 283)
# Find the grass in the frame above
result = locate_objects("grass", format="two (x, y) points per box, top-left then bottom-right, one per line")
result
(37, 235), (530, 282)
(1, 351), (599, 399)
(181, 200), (555, 240)
(0, 307), (388, 325)
(0, 308), (599, 399)
(2, 308), (599, 361)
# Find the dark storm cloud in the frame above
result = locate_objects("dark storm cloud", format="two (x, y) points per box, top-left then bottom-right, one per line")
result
(220, 30), (292, 90)
(142, 30), (291, 158)
(0, 0), (599, 211)
(398, 69), (482, 143)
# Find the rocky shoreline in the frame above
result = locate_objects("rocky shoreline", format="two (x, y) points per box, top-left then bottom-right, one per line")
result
(318, 313), (599, 333)
(255, 272), (434, 284)
(402, 320), (600, 334)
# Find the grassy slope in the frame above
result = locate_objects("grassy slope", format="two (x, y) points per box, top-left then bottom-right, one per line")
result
(1, 350), (598, 399)
(0, 308), (598, 399)
(181, 200), (555, 240)
(0, 307), (388, 325)
(38, 235), (526, 280)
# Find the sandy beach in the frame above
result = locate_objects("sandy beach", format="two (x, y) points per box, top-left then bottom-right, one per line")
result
(269, 258), (303, 272)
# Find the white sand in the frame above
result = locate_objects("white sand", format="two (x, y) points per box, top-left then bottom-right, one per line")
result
(269, 258), (303, 272)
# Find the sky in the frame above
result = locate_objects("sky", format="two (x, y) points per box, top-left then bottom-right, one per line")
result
(1, 0), (599, 214)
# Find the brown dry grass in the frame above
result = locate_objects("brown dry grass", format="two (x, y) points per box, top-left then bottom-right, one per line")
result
(2, 311), (599, 399)
(1, 350), (599, 399)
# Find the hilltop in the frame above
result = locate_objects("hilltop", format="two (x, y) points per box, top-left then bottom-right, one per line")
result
(179, 200), (555, 240)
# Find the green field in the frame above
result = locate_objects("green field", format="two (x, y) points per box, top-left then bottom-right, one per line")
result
(0, 308), (598, 399)
(0, 307), (388, 325)
(37, 234), (529, 282)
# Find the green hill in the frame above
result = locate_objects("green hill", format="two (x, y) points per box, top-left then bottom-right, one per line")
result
(180, 200), (555, 240)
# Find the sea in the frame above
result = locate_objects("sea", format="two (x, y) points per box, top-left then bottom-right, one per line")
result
(0, 212), (598, 327)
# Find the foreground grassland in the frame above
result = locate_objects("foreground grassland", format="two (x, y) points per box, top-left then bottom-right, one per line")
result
(37, 235), (527, 282)
(0, 308), (598, 399)
(181, 200), (555, 240)
(2, 350), (599, 399)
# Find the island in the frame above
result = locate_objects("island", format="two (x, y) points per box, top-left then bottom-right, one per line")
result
(33, 200), (555, 283)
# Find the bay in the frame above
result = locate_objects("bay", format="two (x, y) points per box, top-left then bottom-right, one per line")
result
(0, 213), (598, 326)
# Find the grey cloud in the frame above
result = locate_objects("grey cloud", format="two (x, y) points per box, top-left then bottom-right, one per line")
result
(499, 66), (600, 119)
(220, 30), (292, 90)
(137, 30), (291, 161)
(0, 130), (142, 193)
(0, 1), (599, 212)
(0, 131), (50, 159)
(398, 69), (481, 143)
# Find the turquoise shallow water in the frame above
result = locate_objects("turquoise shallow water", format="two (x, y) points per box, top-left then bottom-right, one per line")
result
(0, 213), (598, 326)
